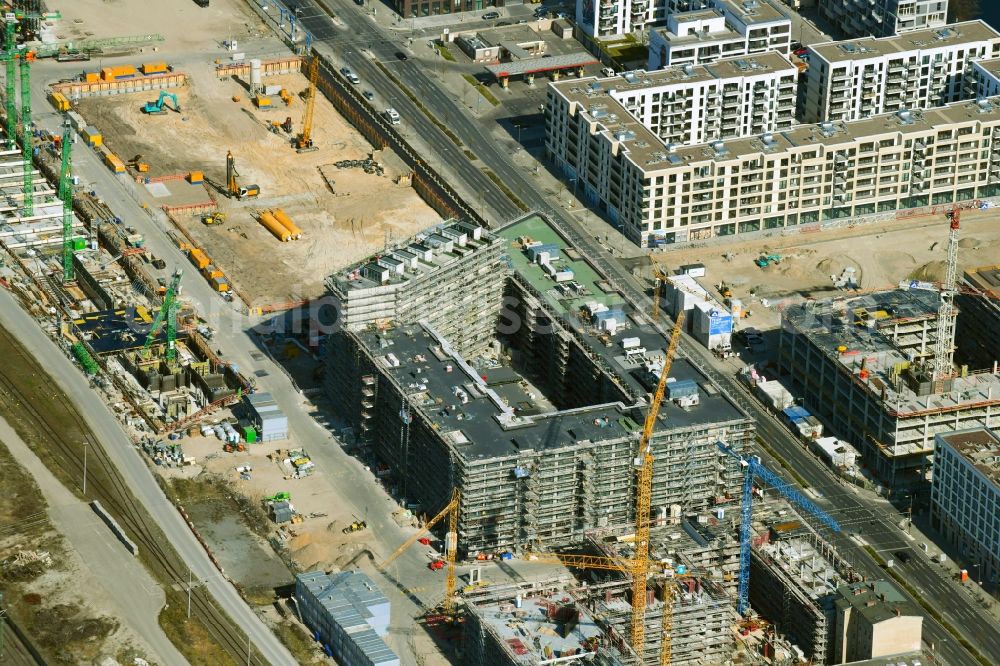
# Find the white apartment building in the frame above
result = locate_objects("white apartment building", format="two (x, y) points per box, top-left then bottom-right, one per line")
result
(803, 21), (1000, 123)
(820, 0), (948, 39)
(970, 58), (1000, 99)
(550, 52), (796, 150)
(931, 428), (1000, 589)
(647, 0), (790, 70)
(545, 96), (1000, 247)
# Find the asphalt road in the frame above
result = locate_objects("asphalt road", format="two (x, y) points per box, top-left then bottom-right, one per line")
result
(287, 3), (993, 664)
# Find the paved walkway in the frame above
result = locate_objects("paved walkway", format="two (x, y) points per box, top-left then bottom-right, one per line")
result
(0, 415), (188, 665)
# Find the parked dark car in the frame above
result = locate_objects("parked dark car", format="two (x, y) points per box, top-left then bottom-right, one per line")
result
(395, 51), (409, 61)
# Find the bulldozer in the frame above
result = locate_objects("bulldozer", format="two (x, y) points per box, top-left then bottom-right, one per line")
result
(342, 520), (368, 534)
(202, 212), (226, 225)
(265, 491), (291, 503)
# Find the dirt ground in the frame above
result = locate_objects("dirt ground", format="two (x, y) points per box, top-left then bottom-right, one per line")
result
(651, 208), (1000, 332)
(54, 0), (263, 48)
(161, 425), (409, 575)
(75, 61), (442, 304)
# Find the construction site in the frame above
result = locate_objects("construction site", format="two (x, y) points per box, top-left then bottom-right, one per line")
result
(778, 279), (1000, 489)
(65, 51), (441, 306)
(320, 210), (872, 664)
(326, 212), (757, 556)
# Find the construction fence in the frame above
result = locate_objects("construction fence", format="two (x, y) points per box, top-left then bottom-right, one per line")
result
(53, 72), (187, 99)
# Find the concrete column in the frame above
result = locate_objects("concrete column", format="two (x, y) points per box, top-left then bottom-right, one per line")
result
(551, 70), (561, 82)
(501, 76), (509, 89)
(526, 73), (535, 86)
(577, 66), (585, 77)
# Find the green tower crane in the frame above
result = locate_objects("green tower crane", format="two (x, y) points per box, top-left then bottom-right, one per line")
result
(19, 52), (31, 216)
(59, 119), (73, 282)
(142, 269), (183, 363)
(3, 18), (16, 150)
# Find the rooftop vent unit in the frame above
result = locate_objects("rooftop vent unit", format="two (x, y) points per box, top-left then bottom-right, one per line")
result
(742, 0), (759, 12)
(934, 28), (956, 41)
(614, 129), (637, 141)
(818, 121), (837, 137)
(711, 140), (729, 156)
(682, 63), (695, 76)
(896, 109), (914, 125)
(623, 71), (640, 84)
(976, 99), (994, 113)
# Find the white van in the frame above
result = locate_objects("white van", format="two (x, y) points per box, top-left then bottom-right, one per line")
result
(384, 107), (401, 125)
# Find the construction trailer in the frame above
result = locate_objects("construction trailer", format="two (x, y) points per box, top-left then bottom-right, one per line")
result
(326, 213), (753, 557)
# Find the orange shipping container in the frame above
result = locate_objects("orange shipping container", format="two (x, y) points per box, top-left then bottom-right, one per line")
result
(85, 72), (100, 83)
(202, 264), (223, 279)
(141, 62), (168, 75)
(100, 67), (115, 81)
(189, 248), (210, 269)
(110, 65), (137, 77)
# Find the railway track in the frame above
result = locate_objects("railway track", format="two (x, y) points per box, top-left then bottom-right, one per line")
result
(0, 325), (266, 665)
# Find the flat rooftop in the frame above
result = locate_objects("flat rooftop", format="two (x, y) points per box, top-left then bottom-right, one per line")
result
(469, 591), (608, 664)
(810, 20), (1000, 63)
(716, 0), (788, 26)
(937, 427), (1000, 486)
(358, 320), (745, 463)
(974, 57), (1000, 80)
(550, 50), (794, 101)
(656, 10), (744, 47)
(499, 214), (749, 409)
(834, 580), (918, 625)
(327, 220), (495, 294)
(579, 96), (1000, 174)
(783, 288), (1000, 424)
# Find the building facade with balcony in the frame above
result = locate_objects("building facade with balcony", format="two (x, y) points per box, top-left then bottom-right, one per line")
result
(550, 52), (796, 150)
(820, 0), (948, 39)
(545, 96), (1000, 248)
(931, 428), (1000, 589)
(392, 0), (505, 19)
(803, 22), (1000, 124)
(647, 1), (789, 69)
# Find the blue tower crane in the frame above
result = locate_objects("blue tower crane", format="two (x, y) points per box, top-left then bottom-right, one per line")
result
(716, 440), (841, 616)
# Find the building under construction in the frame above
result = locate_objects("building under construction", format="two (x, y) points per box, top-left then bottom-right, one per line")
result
(778, 287), (1000, 489)
(955, 265), (1000, 371)
(326, 213), (754, 556)
(462, 571), (732, 666)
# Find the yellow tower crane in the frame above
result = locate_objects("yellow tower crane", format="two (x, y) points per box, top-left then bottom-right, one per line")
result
(376, 488), (461, 614)
(296, 53), (320, 153)
(530, 313), (687, 663)
(631, 310), (683, 657)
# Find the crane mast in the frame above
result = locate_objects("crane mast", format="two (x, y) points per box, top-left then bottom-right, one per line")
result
(296, 53), (319, 152)
(717, 441), (841, 615)
(59, 119), (73, 282)
(630, 312), (684, 656)
(142, 269), (182, 362)
(934, 206), (960, 383)
(3, 18), (14, 150)
(18, 51), (31, 216)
